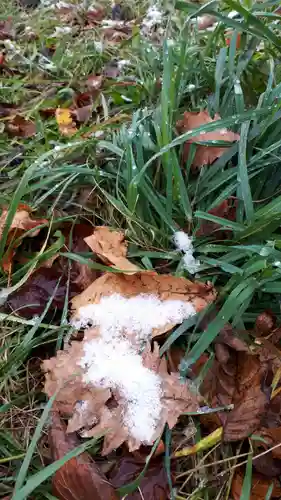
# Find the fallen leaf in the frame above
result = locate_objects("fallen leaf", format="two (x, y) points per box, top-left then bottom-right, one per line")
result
(196, 199), (237, 239)
(0, 204), (47, 272)
(0, 18), (14, 40)
(109, 454), (170, 500)
(176, 110), (239, 170)
(102, 25), (131, 44)
(49, 410), (118, 500)
(201, 347), (268, 441)
(255, 311), (276, 336)
(232, 470), (281, 499)
(7, 222), (99, 317)
(5, 115), (36, 138)
(252, 427), (281, 477)
(84, 226), (139, 273)
(72, 105), (93, 123)
(43, 341), (201, 455)
(86, 74), (103, 90)
(55, 108), (77, 136)
(71, 271), (217, 337)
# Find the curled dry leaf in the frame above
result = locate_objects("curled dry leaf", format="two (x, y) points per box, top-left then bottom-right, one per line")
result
(5, 115), (36, 138)
(109, 454), (170, 500)
(71, 271), (216, 336)
(201, 347), (268, 441)
(55, 108), (77, 137)
(176, 110), (239, 170)
(255, 311), (276, 336)
(232, 470), (281, 500)
(84, 226), (139, 273)
(43, 341), (201, 456)
(0, 204), (47, 272)
(49, 411), (118, 500)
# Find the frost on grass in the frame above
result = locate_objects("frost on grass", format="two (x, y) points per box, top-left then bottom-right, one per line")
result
(174, 231), (200, 274)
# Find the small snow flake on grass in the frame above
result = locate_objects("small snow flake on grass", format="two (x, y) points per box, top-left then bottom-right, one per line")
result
(174, 231), (200, 274)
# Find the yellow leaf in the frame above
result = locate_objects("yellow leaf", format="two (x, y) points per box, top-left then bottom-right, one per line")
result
(55, 108), (77, 136)
(174, 427), (223, 458)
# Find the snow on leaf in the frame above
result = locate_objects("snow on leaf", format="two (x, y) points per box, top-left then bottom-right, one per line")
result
(43, 338), (201, 456)
(84, 226), (139, 273)
(176, 110), (240, 171)
(71, 271), (216, 337)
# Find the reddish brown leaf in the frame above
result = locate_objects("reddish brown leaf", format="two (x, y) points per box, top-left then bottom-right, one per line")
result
(0, 18), (14, 40)
(176, 110), (239, 170)
(201, 348), (268, 441)
(0, 204), (47, 272)
(72, 105), (93, 123)
(255, 311), (276, 336)
(196, 199), (237, 239)
(109, 455), (170, 500)
(5, 115), (36, 138)
(49, 411), (118, 500)
(232, 470), (281, 499)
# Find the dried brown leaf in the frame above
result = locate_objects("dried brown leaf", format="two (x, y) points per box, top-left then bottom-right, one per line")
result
(176, 110), (240, 170)
(201, 349), (268, 441)
(43, 341), (201, 456)
(0, 204), (47, 272)
(49, 411), (118, 500)
(71, 271), (216, 338)
(43, 338), (111, 418)
(109, 455), (170, 500)
(84, 226), (139, 273)
(6, 115), (36, 138)
(196, 199), (237, 239)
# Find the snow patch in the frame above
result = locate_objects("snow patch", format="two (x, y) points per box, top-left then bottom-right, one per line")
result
(73, 293), (196, 341)
(174, 231), (200, 274)
(75, 293), (196, 442)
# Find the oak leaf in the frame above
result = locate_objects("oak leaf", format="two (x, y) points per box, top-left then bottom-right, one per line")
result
(71, 271), (216, 338)
(176, 110), (239, 170)
(49, 411), (118, 500)
(0, 204), (47, 272)
(84, 226), (139, 273)
(55, 108), (77, 136)
(43, 341), (201, 456)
